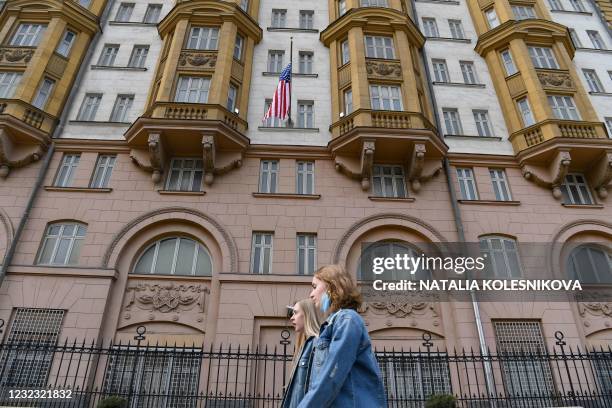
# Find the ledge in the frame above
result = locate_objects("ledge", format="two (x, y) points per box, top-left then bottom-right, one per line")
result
(157, 190), (205, 196)
(458, 199), (521, 205)
(252, 192), (321, 199)
(68, 120), (131, 125)
(562, 203), (604, 209)
(368, 196), (415, 202)
(91, 65), (147, 71)
(7, 264), (117, 279)
(266, 27), (319, 33)
(575, 47), (610, 54)
(258, 126), (319, 132)
(44, 186), (113, 193)
(294, 73), (319, 78)
(218, 273), (314, 284)
(550, 9), (592, 16)
(444, 134), (502, 140)
(433, 82), (485, 88)
(108, 21), (158, 27)
(588, 92), (612, 96)
(426, 37), (471, 43)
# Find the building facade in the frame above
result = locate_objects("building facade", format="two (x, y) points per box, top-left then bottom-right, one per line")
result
(0, 0), (611, 400)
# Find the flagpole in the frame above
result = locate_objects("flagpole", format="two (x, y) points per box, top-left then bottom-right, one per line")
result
(288, 36), (293, 128)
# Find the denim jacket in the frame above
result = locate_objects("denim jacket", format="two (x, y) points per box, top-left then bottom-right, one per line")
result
(296, 309), (386, 408)
(281, 336), (315, 408)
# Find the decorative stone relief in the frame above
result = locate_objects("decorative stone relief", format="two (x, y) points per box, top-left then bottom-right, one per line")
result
(537, 71), (573, 89)
(178, 52), (217, 69)
(366, 61), (402, 79)
(125, 282), (209, 314)
(0, 47), (34, 65)
(579, 302), (612, 318)
(358, 286), (439, 318)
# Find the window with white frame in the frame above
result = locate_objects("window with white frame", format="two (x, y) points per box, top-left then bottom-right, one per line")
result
(128, 45), (149, 68)
(361, 0), (388, 6)
(460, 61), (478, 84)
(339, 0), (346, 15)
(240, 0), (248, 12)
(456, 168), (478, 200)
(297, 234), (317, 275)
(344, 88), (353, 114)
(90, 155), (116, 188)
(32, 78), (55, 109)
(548, 0), (563, 10)
(251, 232), (273, 274)
(299, 51), (313, 74)
(0, 72), (22, 98)
(341, 40), (350, 64)
(187, 27), (219, 50)
(370, 84), (402, 111)
(109, 94), (134, 122)
(422, 18), (439, 37)
(473, 110), (493, 137)
(10, 23), (46, 46)
(227, 83), (238, 112)
(372, 165), (406, 198)
(560, 173), (593, 205)
(55, 30), (76, 57)
(133, 237), (212, 276)
(569, 29), (582, 47)
(485, 8), (499, 28)
(567, 245), (612, 284)
(259, 160), (278, 193)
(267, 50), (284, 72)
(76, 93), (102, 121)
(443, 108), (463, 135)
(233, 34), (244, 60)
(512, 5), (536, 19)
(448, 19), (465, 39)
(175, 76), (210, 103)
(98, 44), (119, 66)
(489, 169), (512, 201)
(359, 242), (430, 281)
(1, 308), (65, 388)
(299, 10), (314, 29)
(528, 46), (558, 69)
(548, 95), (580, 120)
(569, 0), (586, 12)
(432, 59), (450, 82)
(501, 49), (518, 75)
(115, 2), (134, 22)
(517, 97), (535, 126)
(587, 30), (605, 49)
(143, 4), (162, 23)
(296, 161), (314, 195)
(364, 35), (395, 59)
(583, 69), (604, 92)
(606, 117), (612, 137)
(166, 158), (203, 192)
(54, 154), (80, 187)
(37, 222), (87, 265)
(479, 236), (522, 278)
(297, 101), (314, 128)
(271, 9), (287, 27)
(263, 99), (285, 127)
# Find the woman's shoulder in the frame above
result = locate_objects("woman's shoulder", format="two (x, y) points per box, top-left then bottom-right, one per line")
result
(333, 308), (366, 325)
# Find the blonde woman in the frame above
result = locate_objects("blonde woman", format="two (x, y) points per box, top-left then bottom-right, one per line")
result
(281, 299), (323, 408)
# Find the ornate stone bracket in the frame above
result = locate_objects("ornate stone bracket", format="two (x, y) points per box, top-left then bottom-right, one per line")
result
(201, 134), (243, 185)
(407, 143), (442, 192)
(588, 151), (612, 199)
(0, 129), (48, 178)
(130, 133), (166, 183)
(335, 140), (375, 190)
(521, 150), (571, 199)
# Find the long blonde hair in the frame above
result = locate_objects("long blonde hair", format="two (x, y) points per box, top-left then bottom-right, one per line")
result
(315, 264), (362, 313)
(292, 299), (323, 359)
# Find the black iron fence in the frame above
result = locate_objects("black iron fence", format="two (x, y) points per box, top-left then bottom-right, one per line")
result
(0, 330), (610, 407)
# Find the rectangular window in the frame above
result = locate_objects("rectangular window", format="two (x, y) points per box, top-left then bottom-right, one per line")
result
(583, 69), (604, 93)
(512, 5), (536, 19)
(267, 50), (284, 72)
(90, 155), (116, 188)
(528, 46), (558, 69)
(115, 2), (134, 22)
(54, 154), (80, 187)
(109, 94), (134, 122)
(479, 236), (521, 278)
(271, 9), (287, 28)
(587, 30), (605, 49)
(448, 19), (465, 39)
(98, 44), (119, 66)
(364, 35), (395, 59)
(299, 10), (314, 29)
(344, 88), (353, 114)
(456, 167), (478, 200)
(517, 97), (535, 126)
(561, 173), (593, 205)
(296, 161), (315, 195)
(432, 59), (449, 82)
(263, 99), (285, 127)
(227, 83), (237, 111)
(251, 232), (273, 274)
(0, 72), (22, 98)
(33, 78), (54, 109)
(606, 117), (612, 138)
(341, 40), (350, 64)
(460, 61), (478, 84)
(76, 93), (102, 121)
(56, 30), (76, 57)
(569, 29), (582, 47)
(10, 23), (46, 46)
(128, 45), (149, 68)
(175, 76), (210, 103)
(143, 4), (162, 23)
(187, 27), (219, 50)
(297, 234), (316, 275)
(485, 8), (499, 28)
(372, 165), (406, 198)
(361, 0), (388, 5)
(370, 84), (402, 111)
(548, 0), (563, 10)
(569, 0), (586, 12)
(548, 95), (580, 120)
(490, 169), (512, 201)
(297, 101), (314, 128)
(299, 51), (313, 74)
(259, 160), (278, 193)
(443, 108), (463, 135)
(240, 0), (248, 11)
(422, 18), (439, 37)
(473, 110), (493, 137)
(233, 34), (244, 60)
(339, 0), (347, 15)
(501, 49), (517, 75)
(166, 158), (203, 191)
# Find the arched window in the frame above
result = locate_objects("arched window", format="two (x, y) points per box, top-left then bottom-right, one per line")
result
(479, 235), (522, 278)
(37, 222), (87, 265)
(132, 237), (212, 276)
(358, 241), (430, 281)
(566, 245), (612, 284)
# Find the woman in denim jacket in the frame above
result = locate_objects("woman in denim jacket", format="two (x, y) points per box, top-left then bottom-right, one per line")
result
(297, 264), (387, 408)
(281, 299), (323, 408)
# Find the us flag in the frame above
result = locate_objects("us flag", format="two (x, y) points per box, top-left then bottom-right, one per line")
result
(263, 63), (292, 122)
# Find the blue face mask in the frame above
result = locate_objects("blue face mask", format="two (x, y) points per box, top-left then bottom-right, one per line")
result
(320, 292), (331, 313)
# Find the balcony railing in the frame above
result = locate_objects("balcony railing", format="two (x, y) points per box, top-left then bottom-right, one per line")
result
(510, 119), (608, 151)
(331, 109), (437, 137)
(0, 98), (58, 133)
(145, 102), (248, 133)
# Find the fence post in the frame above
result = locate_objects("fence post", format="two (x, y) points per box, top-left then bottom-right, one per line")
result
(127, 325), (147, 408)
(280, 329), (291, 389)
(555, 331), (577, 405)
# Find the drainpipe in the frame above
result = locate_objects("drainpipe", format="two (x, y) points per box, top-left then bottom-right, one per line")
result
(0, 2), (113, 286)
(408, 0), (495, 399)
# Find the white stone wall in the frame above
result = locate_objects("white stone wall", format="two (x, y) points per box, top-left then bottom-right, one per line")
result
(60, 1), (172, 140)
(245, 0), (332, 146)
